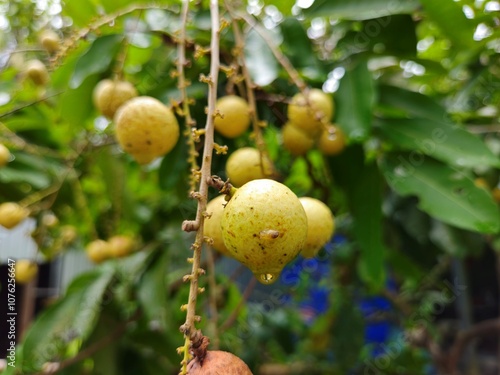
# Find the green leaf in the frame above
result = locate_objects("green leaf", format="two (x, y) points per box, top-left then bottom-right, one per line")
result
(0, 168), (51, 189)
(158, 136), (188, 191)
(419, 0), (476, 50)
(329, 146), (386, 288)
(137, 249), (169, 323)
(378, 84), (448, 122)
(244, 28), (279, 86)
(263, 0), (296, 15)
(336, 59), (375, 142)
(352, 161), (387, 288)
(380, 154), (500, 233)
(303, 0), (420, 20)
(378, 118), (500, 168)
(338, 15), (417, 57)
(70, 34), (124, 88)
(59, 74), (98, 127)
(22, 270), (114, 369)
(62, 0), (97, 27)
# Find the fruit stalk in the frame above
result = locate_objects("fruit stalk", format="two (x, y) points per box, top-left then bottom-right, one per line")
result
(224, 1), (274, 177)
(177, 0), (199, 193)
(179, 0), (220, 373)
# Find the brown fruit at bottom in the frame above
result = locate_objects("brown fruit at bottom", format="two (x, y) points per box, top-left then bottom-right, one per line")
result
(187, 351), (252, 375)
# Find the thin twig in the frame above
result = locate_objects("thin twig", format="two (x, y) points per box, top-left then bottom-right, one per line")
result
(219, 277), (257, 332)
(224, 1), (275, 178)
(179, 0), (220, 373)
(177, 0), (199, 193)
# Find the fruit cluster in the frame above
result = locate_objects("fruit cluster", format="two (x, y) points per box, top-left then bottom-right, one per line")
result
(205, 179), (335, 284)
(283, 88), (345, 156)
(85, 235), (137, 263)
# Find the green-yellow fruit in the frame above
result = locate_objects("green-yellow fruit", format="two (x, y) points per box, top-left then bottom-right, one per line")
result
(287, 88), (333, 136)
(85, 240), (112, 264)
(299, 197), (335, 258)
(108, 235), (136, 258)
(214, 95), (251, 138)
(221, 179), (307, 284)
(25, 59), (49, 86)
(15, 260), (38, 284)
(226, 147), (271, 187)
(187, 351), (253, 375)
(0, 144), (11, 167)
(115, 96), (180, 164)
(318, 124), (345, 156)
(0, 202), (29, 229)
(281, 122), (314, 156)
(93, 79), (138, 118)
(204, 195), (231, 256)
(39, 30), (60, 53)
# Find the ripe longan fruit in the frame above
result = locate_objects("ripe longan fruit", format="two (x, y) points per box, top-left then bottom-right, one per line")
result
(214, 95), (251, 138)
(287, 88), (333, 136)
(299, 197), (335, 258)
(114, 96), (180, 164)
(281, 122), (314, 156)
(204, 195), (231, 256)
(187, 351), (252, 375)
(24, 59), (49, 86)
(86, 240), (112, 264)
(0, 202), (29, 229)
(225, 147), (271, 187)
(15, 260), (38, 284)
(93, 79), (138, 119)
(108, 235), (136, 258)
(0, 144), (11, 167)
(221, 179), (307, 284)
(318, 124), (346, 156)
(38, 29), (60, 53)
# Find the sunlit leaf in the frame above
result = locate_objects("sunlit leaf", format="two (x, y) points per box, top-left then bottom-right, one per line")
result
(380, 154), (500, 233)
(70, 34), (124, 89)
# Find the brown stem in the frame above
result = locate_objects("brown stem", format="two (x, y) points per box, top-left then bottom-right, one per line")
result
(179, 0), (220, 372)
(448, 318), (500, 374)
(219, 277), (257, 332)
(177, 0), (199, 193)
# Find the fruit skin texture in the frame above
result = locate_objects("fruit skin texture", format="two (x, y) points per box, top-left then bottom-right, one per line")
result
(204, 195), (231, 256)
(214, 95), (251, 138)
(108, 235), (136, 258)
(226, 147), (270, 187)
(281, 122), (314, 156)
(0, 202), (29, 229)
(287, 88), (333, 136)
(39, 30), (60, 53)
(221, 179), (307, 284)
(15, 260), (38, 284)
(25, 60), (50, 86)
(93, 79), (138, 119)
(318, 124), (346, 156)
(114, 96), (180, 164)
(299, 197), (335, 258)
(86, 240), (112, 264)
(0, 144), (11, 167)
(187, 351), (252, 375)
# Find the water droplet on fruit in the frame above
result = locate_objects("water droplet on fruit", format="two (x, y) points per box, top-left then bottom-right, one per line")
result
(257, 272), (278, 285)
